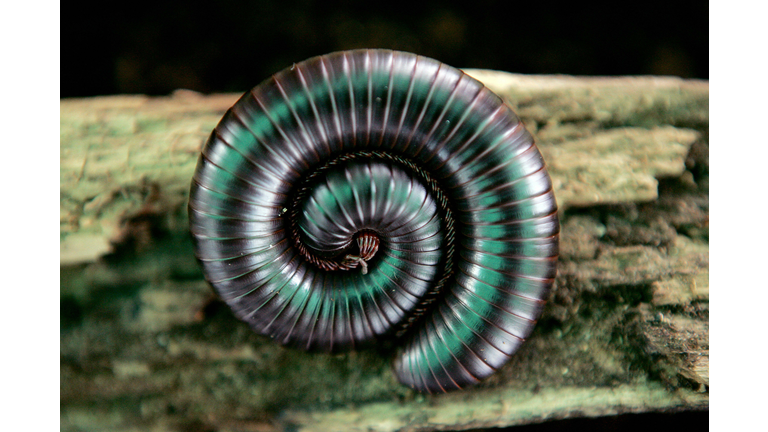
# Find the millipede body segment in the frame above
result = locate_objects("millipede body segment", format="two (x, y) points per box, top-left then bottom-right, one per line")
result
(188, 49), (559, 393)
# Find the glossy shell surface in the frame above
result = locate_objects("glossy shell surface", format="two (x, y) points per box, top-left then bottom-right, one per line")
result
(188, 49), (559, 393)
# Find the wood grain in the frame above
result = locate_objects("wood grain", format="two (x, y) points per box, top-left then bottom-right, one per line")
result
(60, 73), (708, 432)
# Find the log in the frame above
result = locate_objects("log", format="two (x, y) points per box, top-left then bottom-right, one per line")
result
(60, 72), (709, 432)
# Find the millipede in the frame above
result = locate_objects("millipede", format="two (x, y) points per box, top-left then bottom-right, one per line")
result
(188, 49), (559, 393)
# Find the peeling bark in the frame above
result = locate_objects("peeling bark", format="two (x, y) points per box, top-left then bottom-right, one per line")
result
(60, 73), (708, 432)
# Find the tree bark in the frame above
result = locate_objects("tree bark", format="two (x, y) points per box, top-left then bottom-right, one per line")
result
(60, 72), (709, 432)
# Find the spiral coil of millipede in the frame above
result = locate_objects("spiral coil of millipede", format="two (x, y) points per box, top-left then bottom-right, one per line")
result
(188, 49), (559, 393)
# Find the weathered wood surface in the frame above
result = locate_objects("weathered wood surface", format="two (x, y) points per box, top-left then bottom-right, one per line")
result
(60, 72), (709, 432)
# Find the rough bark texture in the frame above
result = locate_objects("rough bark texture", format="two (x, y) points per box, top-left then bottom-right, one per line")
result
(60, 72), (709, 432)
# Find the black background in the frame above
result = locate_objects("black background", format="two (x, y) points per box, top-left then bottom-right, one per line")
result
(61, 0), (708, 98)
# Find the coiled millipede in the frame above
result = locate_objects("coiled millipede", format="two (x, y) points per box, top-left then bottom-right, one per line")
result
(188, 49), (559, 393)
